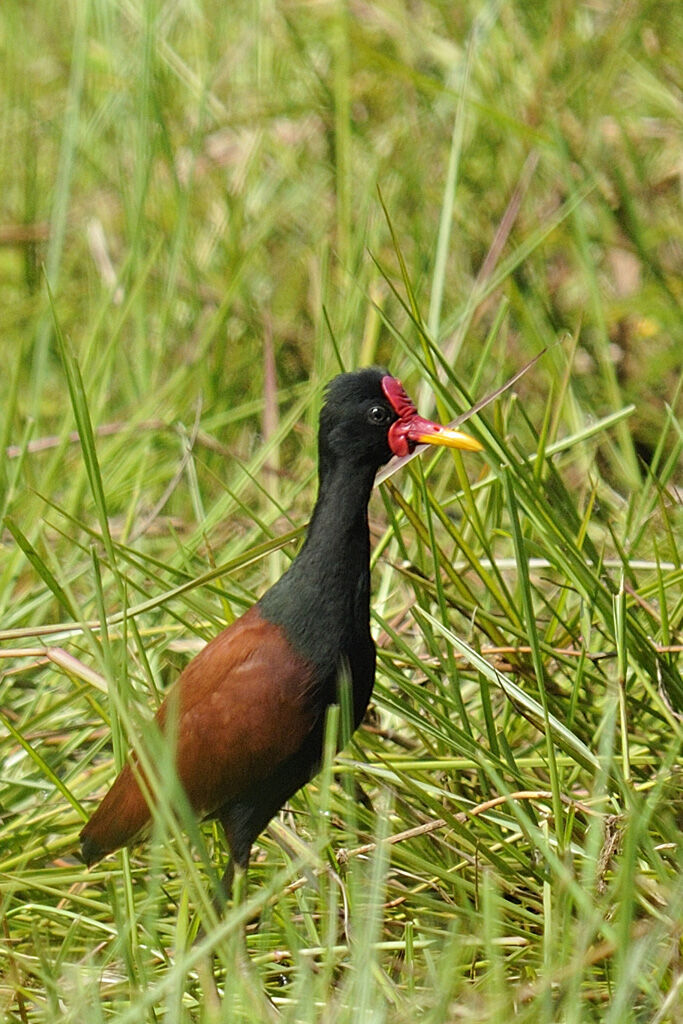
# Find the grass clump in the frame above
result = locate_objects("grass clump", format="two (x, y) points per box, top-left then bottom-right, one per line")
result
(0, 1), (681, 1021)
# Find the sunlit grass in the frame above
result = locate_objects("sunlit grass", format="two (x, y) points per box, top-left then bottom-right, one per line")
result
(1, 0), (681, 1021)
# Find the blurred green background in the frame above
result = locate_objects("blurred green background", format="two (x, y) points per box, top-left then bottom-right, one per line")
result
(2, 0), (680, 464)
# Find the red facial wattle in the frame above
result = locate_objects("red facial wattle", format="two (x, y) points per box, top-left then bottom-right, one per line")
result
(381, 376), (418, 456)
(381, 375), (483, 457)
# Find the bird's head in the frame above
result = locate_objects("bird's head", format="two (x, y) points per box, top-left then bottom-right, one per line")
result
(318, 368), (482, 474)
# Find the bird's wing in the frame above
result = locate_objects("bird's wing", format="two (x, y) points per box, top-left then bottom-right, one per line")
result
(164, 605), (318, 817)
(80, 605), (317, 861)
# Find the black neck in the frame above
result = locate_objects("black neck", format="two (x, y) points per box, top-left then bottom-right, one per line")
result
(301, 454), (375, 567)
(258, 456), (377, 670)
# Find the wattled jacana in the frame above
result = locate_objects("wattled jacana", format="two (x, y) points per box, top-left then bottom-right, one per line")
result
(80, 368), (482, 883)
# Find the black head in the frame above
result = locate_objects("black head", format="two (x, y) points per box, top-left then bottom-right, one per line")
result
(318, 368), (398, 474)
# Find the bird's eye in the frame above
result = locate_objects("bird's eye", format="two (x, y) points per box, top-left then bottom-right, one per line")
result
(367, 404), (389, 425)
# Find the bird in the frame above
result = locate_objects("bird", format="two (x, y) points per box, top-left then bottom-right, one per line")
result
(80, 368), (482, 890)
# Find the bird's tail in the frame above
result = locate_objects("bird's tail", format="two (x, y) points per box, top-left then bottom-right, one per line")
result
(80, 761), (151, 865)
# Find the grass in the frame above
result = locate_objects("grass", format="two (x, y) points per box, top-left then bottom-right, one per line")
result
(1, 0), (682, 1020)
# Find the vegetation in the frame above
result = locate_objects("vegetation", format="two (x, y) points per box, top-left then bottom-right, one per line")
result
(1, 0), (681, 1020)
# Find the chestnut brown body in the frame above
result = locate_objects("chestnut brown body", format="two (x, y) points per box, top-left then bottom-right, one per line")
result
(80, 607), (317, 866)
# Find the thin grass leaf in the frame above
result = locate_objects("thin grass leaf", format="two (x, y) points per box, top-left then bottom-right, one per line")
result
(502, 467), (564, 838)
(421, 610), (602, 775)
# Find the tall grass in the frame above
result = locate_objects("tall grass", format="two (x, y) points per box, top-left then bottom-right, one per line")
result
(1, 1), (681, 1021)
